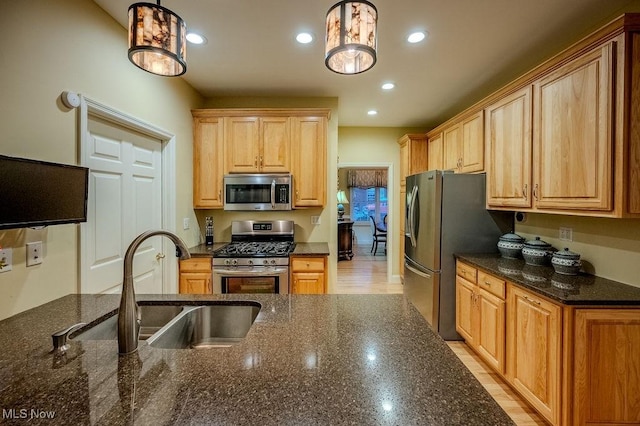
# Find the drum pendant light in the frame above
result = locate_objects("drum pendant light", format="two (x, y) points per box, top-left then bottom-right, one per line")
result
(128, 1), (187, 77)
(325, 1), (378, 75)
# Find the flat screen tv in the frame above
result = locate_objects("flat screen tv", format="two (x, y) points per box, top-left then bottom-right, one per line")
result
(0, 155), (89, 230)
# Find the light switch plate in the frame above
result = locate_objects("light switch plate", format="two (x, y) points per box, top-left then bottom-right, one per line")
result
(183, 217), (190, 230)
(311, 216), (321, 225)
(0, 248), (13, 273)
(26, 242), (43, 267)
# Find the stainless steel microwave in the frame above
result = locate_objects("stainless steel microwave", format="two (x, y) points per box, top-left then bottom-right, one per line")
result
(223, 174), (293, 211)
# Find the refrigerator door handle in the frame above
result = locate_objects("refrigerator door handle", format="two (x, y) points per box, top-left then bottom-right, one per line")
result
(408, 184), (418, 248)
(405, 261), (432, 279)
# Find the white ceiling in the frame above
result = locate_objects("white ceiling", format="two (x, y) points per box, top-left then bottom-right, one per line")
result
(94, 0), (640, 128)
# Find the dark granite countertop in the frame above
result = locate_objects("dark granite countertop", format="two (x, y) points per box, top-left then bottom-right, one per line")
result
(291, 242), (330, 256)
(0, 294), (513, 425)
(456, 253), (640, 306)
(188, 242), (228, 257)
(188, 242), (330, 257)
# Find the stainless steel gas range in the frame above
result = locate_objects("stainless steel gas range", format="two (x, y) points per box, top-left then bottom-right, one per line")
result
(212, 220), (295, 294)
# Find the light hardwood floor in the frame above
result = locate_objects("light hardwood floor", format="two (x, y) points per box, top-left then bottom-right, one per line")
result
(334, 245), (548, 425)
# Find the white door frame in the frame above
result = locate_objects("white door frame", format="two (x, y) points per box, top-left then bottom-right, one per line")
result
(337, 162), (397, 284)
(78, 95), (177, 293)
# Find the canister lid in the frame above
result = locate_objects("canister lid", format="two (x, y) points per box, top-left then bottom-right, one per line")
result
(524, 236), (552, 249)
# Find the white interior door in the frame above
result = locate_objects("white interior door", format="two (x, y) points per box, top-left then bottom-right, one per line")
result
(82, 115), (163, 294)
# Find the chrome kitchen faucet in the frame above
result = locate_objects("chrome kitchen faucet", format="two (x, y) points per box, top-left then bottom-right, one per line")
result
(118, 230), (191, 354)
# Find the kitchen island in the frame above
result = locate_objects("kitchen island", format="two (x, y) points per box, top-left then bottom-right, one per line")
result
(0, 294), (513, 425)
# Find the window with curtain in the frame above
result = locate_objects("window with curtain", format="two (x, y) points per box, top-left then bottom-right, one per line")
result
(347, 169), (388, 224)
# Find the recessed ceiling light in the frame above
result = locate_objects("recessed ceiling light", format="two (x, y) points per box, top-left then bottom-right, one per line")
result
(296, 32), (314, 44)
(407, 31), (427, 44)
(186, 32), (207, 45)
(381, 82), (395, 90)
(367, 110), (378, 116)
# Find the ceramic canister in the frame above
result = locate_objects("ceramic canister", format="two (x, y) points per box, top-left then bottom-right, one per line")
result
(522, 236), (555, 266)
(551, 247), (582, 275)
(497, 232), (525, 259)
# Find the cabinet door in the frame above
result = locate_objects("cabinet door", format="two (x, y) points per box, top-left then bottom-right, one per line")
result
(428, 133), (443, 171)
(291, 116), (326, 207)
(507, 284), (562, 425)
(179, 272), (212, 294)
(260, 117), (290, 172)
(193, 117), (224, 208)
(455, 276), (476, 345)
(485, 87), (533, 208)
(291, 272), (325, 294)
(533, 43), (614, 211)
(399, 140), (408, 191)
(476, 289), (505, 374)
(573, 309), (640, 425)
(224, 117), (260, 173)
(460, 111), (484, 173)
(443, 125), (461, 171)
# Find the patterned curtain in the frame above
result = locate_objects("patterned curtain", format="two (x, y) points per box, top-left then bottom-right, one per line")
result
(347, 169), (388, 188)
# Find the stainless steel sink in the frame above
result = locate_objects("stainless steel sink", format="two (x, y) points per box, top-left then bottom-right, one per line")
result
(147, 302), (261, 349)
(73, 304), (186, 341)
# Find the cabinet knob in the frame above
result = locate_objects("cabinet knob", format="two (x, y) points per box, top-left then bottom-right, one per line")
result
(254, 156), (258, 167)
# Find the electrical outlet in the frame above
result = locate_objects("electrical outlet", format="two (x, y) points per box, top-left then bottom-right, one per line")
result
(311, 216), (321, 225)
(183, 217), (190, 230)
(0, 248), (13, 273)
(26, 242), (43, 267)
(559, 227), (573, 242)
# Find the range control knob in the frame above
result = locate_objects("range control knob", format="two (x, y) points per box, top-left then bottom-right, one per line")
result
(263, 259), (269, 265)
(231, 259), (238, 266)
(270, 259), (277, 265)
(248, 259), (253, 265)
(224, 259), (230, 266)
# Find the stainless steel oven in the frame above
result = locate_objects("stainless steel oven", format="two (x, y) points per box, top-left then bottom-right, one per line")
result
(212, 220), (295, 294)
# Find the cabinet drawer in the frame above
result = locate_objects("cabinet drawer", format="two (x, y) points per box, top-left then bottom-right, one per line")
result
(179, 258), (212, 272)
(456, 262), (477, 284)
(477, 271), (506, 299)
(291, 257), (325, 272)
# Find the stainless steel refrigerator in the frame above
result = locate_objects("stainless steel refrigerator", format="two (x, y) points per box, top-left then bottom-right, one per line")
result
(404, 171), (512, 340)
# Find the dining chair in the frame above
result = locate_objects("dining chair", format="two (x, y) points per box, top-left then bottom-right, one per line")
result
(369, 215), (387, 255)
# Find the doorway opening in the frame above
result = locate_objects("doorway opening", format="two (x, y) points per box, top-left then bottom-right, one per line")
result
(335, 163), (401, 294)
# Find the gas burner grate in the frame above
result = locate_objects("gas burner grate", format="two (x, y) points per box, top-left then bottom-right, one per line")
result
(214, 241), (295, 257)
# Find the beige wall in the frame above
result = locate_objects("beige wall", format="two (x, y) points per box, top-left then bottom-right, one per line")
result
(0, 0), (203, 320)
(516, 214), (640, 288)
(337, 127), (426, 279)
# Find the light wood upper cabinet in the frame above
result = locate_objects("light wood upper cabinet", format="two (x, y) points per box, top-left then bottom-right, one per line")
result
(224, 116), (290, 173)
(533, 42), (614, 211)
(507, 284), (562, 425)
(291, 116), (327, 207)
(193, 116), (225, 208)
(397, 134), (428, 281)
(442, 111), (484, 173)
(485, 86), (533, 208)
(427, 132), (443, 171)
(192, 108), (329, 209)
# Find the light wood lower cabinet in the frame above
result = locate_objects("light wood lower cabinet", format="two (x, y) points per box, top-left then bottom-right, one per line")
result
(572, 308), (640, 425)
(179, 258), (212, 294)
(456, 262), (506, 373)
(507, 283), (562, 425)
(290, 256), (327, 294)
(455, 260), (639, 425)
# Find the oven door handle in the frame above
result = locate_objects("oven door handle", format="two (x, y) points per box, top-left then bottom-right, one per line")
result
(271, 179), (276, 209)
(215, 267), (288, 276)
